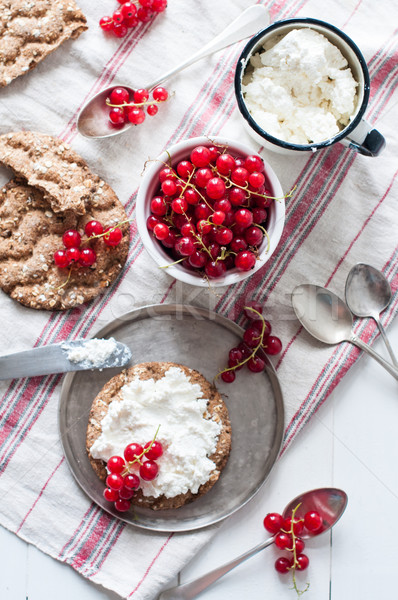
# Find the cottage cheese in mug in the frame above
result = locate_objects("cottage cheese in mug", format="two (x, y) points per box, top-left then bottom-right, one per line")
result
(242, 28), (358, 144)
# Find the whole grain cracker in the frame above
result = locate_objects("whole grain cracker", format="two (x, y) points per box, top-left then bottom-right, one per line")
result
(0, 179), (129, 310)
(0, 0), (87, 88)
(86, 362), (232, 511)
(0, 131), (107, 215)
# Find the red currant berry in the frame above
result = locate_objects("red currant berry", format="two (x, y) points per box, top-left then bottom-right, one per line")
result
(139, 0), (153, 6)
(214, 227), (233, 245)
(79, 247), (96, 267)
(65, 247), (80, 264)
(109, 107), (125, 125)
(106, 473), (124, 491)
(150, 196), (167, 216)
(152, 86), (168, 102)
(190, 145), (211, 168)
(214, 199), (231, 213)
(140, 460), (159, 481)
(124, 15), (139, 27)
(275, 532), (293, 550)
(107, 455), (125, 474)
(206, 177), (226, 200)
(121, 1), (137, 18)
(245, 226), (263, 246)
(295, 538), (305, 554)
(252, 207), (267, 224)
(231, 167), (250, 186)
(62, 229), (81, 248)
(195, 203), (212, 221)
(103, 227), (123, 247)
(234, 208), (253, 229)
(243, 301), (263, 319)
(304, 510), (323, 533)
(221, 369), (236, 383)
(153, 223), (169, 241)
(99, 16), (113, 31)
(275, 556), (293, 574)
(109, 87), (130, 105)
(113, 10), (124, 23)
(171, 197), (188, 214)
(162, 229), (178, 248)
(216, 153), (236, 175)
(124, 473), (140, 490)
(244, 155), (264, 173)
(137, 6), (152, 22)
(188, 250), (206, 269)
(103, 487), (119, 502)
(243, 326), (261, 347)
(85, 220), (103, 237)
(205, 259), (226, 279)
(263, 335), (282, 356)
(175, 236), (195, 256)
(211, 211), (225, 226)
(144, 440), (163, 460)
(194, 167), (212, 188)
(230, 237), (247, 252)
(134, 88), (149, 104)
(159, 167), (176, 182)
(229, 187), (247, 206)
(161, 179), (177, 196)
(263, 512), (284, 534)
(296, 554), (310, 571)
(184, 188), (200, 205)
(180, 222), (195, 237)
(176, 160), (194, 179)
(247, 355), (265, 372)
(112, 22), (128, 37)
(248, 171), (265, 189)
(114, 498), (131, 512)
(235, 250), (256, 271)
(147, 215), (160, 231)
(147, 104), (158, 116)
(152, 0), (167, 10)
(118, 485), (135, 500)
(124, 443), (144, 462)
(127, 107), (146, 125)
(283, 517), (304, 536)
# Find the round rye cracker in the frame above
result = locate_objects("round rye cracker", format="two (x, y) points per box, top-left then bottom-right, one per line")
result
(86, 362), (232, 511)
(0, 179), (129, 310)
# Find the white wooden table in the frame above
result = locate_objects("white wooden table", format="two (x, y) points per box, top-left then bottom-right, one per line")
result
(1, 317), (397, 600)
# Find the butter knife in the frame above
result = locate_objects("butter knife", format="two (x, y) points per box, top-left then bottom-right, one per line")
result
(0, 338), (132, 380)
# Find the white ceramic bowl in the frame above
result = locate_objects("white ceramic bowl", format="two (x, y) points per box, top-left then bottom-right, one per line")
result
(136, 136), (285, 287)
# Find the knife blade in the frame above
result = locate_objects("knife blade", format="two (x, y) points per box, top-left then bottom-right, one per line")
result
(0, 338), (132, 380)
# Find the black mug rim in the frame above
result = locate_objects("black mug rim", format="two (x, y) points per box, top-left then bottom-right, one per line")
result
(234, 17), (371, 151)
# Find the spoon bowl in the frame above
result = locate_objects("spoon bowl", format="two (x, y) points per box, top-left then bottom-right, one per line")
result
(158, 487), (347, 600)
(291, 284), (398, 380)
(345, 263), (398, 366)
(77, 5), (270, 139)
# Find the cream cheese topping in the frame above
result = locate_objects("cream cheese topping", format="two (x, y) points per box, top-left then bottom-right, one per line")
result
(242, 28), (358, 144)
(90, 367), (222, 499)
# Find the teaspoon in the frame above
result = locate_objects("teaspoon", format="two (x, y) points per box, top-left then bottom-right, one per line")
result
(77, 5), (269, 139)
(345, 263), (398, 367)
(291, 284), (398, 381)
(158, 487), (347, 600)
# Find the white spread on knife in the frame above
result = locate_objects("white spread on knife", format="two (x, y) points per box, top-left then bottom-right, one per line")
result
(90, 367), (221, 498)
(62, 337), (119, 368)
(242, 28), (358, 144)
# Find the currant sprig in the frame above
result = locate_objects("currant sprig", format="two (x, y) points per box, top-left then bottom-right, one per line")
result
(106, 86), (169, 126)
(216, 303), (283, 383)
(104, 425), (163, 513)
(100, 0), (167, 39)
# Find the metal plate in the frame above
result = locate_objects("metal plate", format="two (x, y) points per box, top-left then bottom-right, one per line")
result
(59, 304), (285, 532)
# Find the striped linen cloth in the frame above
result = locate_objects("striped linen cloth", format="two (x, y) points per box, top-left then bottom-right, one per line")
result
(0, 0), (397, 598)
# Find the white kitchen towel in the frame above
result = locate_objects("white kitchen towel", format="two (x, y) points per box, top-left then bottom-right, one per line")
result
(0, 0), (397, 598)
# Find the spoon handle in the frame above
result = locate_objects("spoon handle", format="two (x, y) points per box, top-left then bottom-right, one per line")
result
(350, 335), (398, 380)
(158, 537), (274, 600)
(145, 5), (269, 90)
(374, 318), (398, 368)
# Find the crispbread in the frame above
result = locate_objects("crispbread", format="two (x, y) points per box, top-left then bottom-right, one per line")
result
(0, 0), (87, 88)
(0, 179), (129, 310)
(86, 362), (232, 511)
(0, 131), (108, 215)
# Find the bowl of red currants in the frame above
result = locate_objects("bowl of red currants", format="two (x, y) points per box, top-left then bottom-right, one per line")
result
(136, 136), (285, 287)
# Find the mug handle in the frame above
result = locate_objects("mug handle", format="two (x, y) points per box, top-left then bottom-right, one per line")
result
(341, 118), (386, 157)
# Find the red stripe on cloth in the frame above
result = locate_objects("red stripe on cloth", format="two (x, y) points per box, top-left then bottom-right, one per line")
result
(16, 457), (65, 533)
(58, 506), (100, 560)
(342, 0), (363, 28)
(127, 533), (174, 598)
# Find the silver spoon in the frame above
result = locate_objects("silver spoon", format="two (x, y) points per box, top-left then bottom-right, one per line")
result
(345, 263), (398, 367)
(158, 487), (347, 600)
(77, 5), (269, 139)
(291, 284), (398, 381)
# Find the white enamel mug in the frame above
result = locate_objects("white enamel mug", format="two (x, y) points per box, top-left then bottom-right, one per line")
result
(234, 18), (385, 157)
